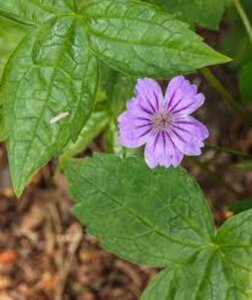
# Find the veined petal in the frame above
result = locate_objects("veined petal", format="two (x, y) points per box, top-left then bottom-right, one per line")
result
(165, 76), (197, 106)
(164, 76), (204, 116)
(171, 93), (205, 116)
(144, 137), (159, 169)
(164, 132), (184, 167)
(135, 78), (163, 113)
(144, 131), (183, 168)
(164, 76), (185, 108)
(169, 124), (206, 156)
(173, 116), (209, 140)
(126, 97), (153, 119)
(118, 111), (153, 148)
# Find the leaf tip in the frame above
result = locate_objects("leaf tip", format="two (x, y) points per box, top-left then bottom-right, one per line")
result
(13, 184), (24, 198)
(214, 52), (232, 64)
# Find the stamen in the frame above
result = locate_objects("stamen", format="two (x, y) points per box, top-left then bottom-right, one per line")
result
(152, 111), (173, 130)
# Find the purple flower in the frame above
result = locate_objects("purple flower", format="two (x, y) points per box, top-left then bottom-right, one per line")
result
(118, 76), (209, 168)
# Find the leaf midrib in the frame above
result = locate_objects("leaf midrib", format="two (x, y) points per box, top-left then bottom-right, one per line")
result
(87, 28), (221, 61)
(92, 161), (214, 241)
(73, 169), (204, 249)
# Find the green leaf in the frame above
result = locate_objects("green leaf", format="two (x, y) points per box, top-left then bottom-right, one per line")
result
(0, 17), (27, 141)
(0, 106), (6, 142)
(62, 111), (109, 159)
(142, 209), (252, 299)
(100, 64), (136, 116)
(146, 0), (230, 30)
(1, 17), (98, 196)
(239, 61), (252, 103)
(82, 0), (231, 78)
(215, 210), (252, 270)
(65, 154), (214, 266)
(65, 154), (252, 299)
(0, 0), (76, 25)
(141, 249), (252, 299)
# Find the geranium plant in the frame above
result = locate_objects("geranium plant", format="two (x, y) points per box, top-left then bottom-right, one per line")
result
(1, 0), (252, 299)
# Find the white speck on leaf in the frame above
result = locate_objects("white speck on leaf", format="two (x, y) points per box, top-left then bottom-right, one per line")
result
(50, 112), (70, 124)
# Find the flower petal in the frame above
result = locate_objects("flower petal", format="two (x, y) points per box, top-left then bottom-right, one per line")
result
(172, 93), (205, 116)
(144, 131), (183, 168)
(164, 76), (204, 116)
(135, 78), (163, 113)
(164, 75), (185, 107)
(169, 116), (208, 156)
(169, 129), (203, 156)
(174, 116), (209, 140)
(126, 97), (153, 120)
(118, 111), (153, 148)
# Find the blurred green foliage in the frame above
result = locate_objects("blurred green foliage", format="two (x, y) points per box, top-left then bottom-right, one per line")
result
(219, 3), (252, 103)
(145, 0), (230, 29)
(0, 16), (26, 74)
(229, 198), (252, 214)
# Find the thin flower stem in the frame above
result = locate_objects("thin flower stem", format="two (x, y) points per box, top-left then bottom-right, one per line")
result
(201, 67), (252, 126)
(206, 143), (252, 159)
(234, 0), (252, 44)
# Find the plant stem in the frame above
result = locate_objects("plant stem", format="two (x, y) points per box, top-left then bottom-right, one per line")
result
(201, 67), (252, 126)
(234, 0), (252, 43)
(206, 143), (252, 159)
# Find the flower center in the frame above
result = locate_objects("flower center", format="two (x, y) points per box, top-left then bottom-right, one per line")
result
(152, 111), (172, 130)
